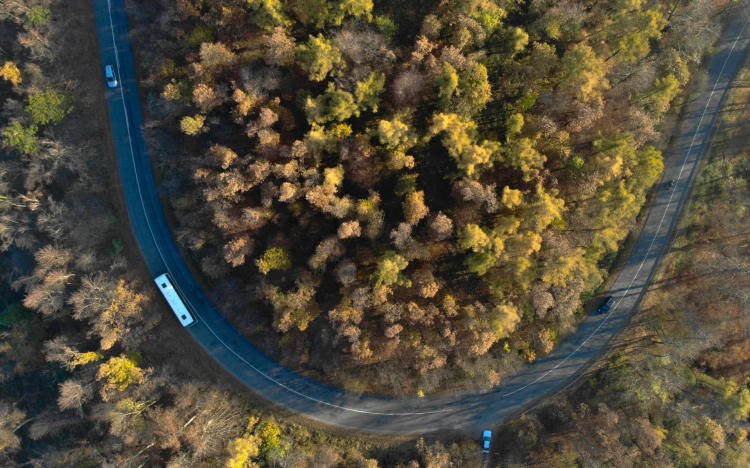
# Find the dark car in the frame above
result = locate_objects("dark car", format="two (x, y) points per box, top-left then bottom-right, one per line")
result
(597, 296), (616, 314)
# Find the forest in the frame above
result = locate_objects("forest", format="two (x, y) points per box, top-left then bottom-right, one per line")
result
(2, 0), (748, 466)
(130, 0), (715, 393)
(0, 0), (473, 466)
(493, 57), (750, 467)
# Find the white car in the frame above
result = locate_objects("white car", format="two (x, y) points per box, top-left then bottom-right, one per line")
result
(482, 430), (491, 453)
(105, 64), (118, 88)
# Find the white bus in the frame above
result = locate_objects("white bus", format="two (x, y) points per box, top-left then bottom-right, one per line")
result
(154, 273), (196, 327)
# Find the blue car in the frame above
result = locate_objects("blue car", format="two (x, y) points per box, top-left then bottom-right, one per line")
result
(597, 296), (616, 314)
(482, 430), (491, 453)
(105, 65), (118, 88)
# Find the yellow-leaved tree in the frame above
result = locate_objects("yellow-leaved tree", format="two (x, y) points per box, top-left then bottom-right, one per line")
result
(522, 185), (565, 234)
(96, 352), (149, 401)
(297, 34), (344, 81)
(605, 0), (665, 63)
(0, 61), (22, 85)
(490, 303), (521, 340)
(426, 113), (500, 177)
(541, 247), (591, 287)
(225, 428), (261, 468)
(558, 43), (609, 103)
(503, 138), (546, 181)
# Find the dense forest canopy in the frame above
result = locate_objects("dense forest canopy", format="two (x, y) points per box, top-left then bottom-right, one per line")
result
(0, 0), (745, 466)
(130, 0), (721, 392)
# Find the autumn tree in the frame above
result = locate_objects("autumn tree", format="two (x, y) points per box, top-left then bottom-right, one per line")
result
(341, 133), (378, 187)
(455, 60), (492, 115)
(413, 269), (440, 298)
(44, 336), (104, 370)
(435, 61), (459, 107)
(372, 251), (410, 287)
(541, 247), (591, 287)
(192, 83), (221, 112)
(231, 87), (255, 122)
(338, 220), (361, 239)
(225, 430), (261, 468)
(25, 91), (74, 126)
(522, 185), (565, 234)
(458, 223), (505, 275)
(332, 0), (373, 25)
(377, 117), (416, 150)
(501, 186), (523, 209)
(305, 123), (352, 157)
(180, 114), (207, 135)
(426, 113), (500, 177)
(377, 117), (417, 170)
(264, 26), (296, 66)
(247, 0), (290, 29)
(336, 260), (357, 285)
(506, 113), (524, 137)
(289, 0), (331, 28)
(224, 236), (254, 267)
(69, 276), (155, 350)
(354, 71), (386, 114)
(208, 144), (239, 170)
(392, 69), (427, 106)
(490, 303), (521, 340)
(644, 74), (680, 114)
(0, 402), (25, 454)
(305, 83), (357, 124)
(390, 222), (413, 249)
(503, 138), (546, 180)
(0, 61), (22, 85)
(458, 224), (493, 253)
(96, 352), (149, 401)
(605, 1), (665, 63)
(162, 79), (190, 101)
(297, 34), (344, 82)
(429, 212), (453, 240)
(57, 379), (93, 416)
(256, 247), (292, 274)
(557, 43), (609, 103)
(199, 42), (237, 70)
(17, 245), (75, 317)
(2, 121), (39, 154)
(403, 190), (429, 225)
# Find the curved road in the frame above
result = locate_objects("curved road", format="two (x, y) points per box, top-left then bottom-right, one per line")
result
(93, 0), (750, 434)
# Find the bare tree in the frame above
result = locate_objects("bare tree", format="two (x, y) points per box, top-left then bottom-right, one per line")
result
(58, 379), (93, 416)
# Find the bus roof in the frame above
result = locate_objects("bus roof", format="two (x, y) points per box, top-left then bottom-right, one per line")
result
(154, 274), (196, 327)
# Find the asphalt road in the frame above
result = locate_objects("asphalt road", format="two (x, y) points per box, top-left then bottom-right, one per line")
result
(92, 0), (750, 434)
